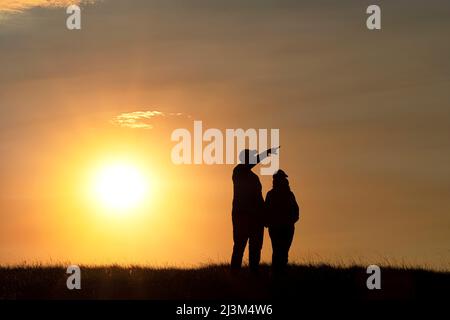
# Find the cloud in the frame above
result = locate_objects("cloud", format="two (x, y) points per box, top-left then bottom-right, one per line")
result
(0, 0), (96, 13)
(111, 110), (188, 129)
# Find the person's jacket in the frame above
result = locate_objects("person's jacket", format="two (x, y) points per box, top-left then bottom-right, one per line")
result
(265, 187), (299, 227)
(232, 164), (264, 217)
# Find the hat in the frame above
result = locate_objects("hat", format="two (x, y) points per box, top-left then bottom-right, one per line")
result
(273, 169), (288, 179)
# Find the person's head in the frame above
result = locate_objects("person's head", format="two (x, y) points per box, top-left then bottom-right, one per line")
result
(273, 169), (290, 190)
(238, 149), (258, 165)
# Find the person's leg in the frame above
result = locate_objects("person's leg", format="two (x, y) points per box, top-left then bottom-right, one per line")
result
(249, 224), (264, 272)
(279, 225), (295, 268)
(269, 227), (283, 271)
(231, 218), (249, 270)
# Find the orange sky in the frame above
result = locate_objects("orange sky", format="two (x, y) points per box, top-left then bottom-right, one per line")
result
(0, 0), (449, 269)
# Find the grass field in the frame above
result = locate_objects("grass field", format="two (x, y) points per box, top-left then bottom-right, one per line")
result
(0, 264), (449, 300)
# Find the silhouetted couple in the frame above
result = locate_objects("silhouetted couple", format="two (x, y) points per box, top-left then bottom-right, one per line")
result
(231, 148), (299, 273)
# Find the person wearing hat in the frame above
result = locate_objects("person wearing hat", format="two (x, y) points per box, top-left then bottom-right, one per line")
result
(264, 169), (300, 271)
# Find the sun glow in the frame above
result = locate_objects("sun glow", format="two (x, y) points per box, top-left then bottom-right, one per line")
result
(92, 163), (149, 212)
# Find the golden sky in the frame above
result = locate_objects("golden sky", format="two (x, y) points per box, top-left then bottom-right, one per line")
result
(0, 1), (84, 14)
(0, 0), (449, 269)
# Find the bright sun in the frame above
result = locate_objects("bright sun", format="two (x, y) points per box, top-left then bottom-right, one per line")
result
(92, 163), (149, 212)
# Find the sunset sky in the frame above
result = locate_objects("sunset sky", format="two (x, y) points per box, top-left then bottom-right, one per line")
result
(0, 0), (449, 269)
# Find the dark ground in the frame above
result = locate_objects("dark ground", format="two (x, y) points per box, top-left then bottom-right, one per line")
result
(0, 264), (449, 301)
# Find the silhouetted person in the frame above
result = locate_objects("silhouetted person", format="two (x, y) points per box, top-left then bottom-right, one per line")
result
(265, 170), (299, 272)
(231, 147), (279, 272)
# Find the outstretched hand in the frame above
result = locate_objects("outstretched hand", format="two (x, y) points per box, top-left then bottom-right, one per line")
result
(267, 146), (280, 156)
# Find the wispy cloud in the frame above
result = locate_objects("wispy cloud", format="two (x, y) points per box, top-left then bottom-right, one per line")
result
(0, 0), (96, 13)
(111, 111), (188, 129)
